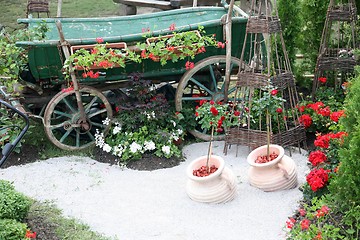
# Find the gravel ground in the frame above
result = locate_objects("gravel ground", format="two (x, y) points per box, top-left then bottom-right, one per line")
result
(0, 141), (309, 240)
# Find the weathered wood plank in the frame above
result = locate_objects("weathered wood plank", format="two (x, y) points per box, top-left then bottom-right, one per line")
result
(113, 0), (173, 10)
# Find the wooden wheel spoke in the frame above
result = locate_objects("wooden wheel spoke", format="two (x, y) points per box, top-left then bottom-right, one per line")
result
(53, 110), (72, 119)
(86, 131), (95, 141)
(209, 65), (218, 92)
(85, 96), (99, 113)
(76, 131), (80, 147)
(49, 122), (66, 130)
(181, 96), (212, 101)
(90, 121), (105, 129)
(189, 77), (214, 95)
(61, 97), (77, 113)
(88, 108), (107, 119)
(59, 127), (73, 143)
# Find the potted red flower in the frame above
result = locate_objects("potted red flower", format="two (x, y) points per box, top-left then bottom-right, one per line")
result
(185, 100), (237, 203)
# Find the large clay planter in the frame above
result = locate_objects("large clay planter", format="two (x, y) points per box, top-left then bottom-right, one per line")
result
(247, 144), (297, 192)
(186, 155), (237, 203)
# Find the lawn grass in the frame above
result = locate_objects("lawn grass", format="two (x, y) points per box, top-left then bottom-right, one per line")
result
(27, 201), (113, 240)
(0, 0), (121, 30)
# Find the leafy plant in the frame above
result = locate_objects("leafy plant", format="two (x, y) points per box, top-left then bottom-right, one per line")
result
(329, 67), (360, 209)
(0, 219), (27, 240)
(285, 197), (343, 240)
(0, 180), (32, 221)
(95, 75), (184, 162)
(65, 24), (221, 79)
(0, 22), (48, 93)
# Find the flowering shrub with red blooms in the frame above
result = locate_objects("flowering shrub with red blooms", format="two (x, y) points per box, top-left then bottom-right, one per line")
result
(308, 150), (327, 166)
(300, 219), (311, 230)
(285, 202), (339, 239)
(66, 25), (221, 78)
(137, 25), (220, 67)
(314, 132), (348, 149)
(318, 76), (327, 83)
(25, 230), (36, 239)
(306, 168), (331, 192)
(299, 114), (312, 128)
(330, 110), (345, 123)
(195, 100), (244, 134)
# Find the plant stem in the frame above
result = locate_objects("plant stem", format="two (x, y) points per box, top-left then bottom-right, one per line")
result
(266, 108), (270, 159)
(206, 125), (214, 173)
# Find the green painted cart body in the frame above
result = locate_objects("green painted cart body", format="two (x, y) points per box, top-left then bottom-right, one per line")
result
(13, 6), (252, 150)
(17, 6), (249, 86)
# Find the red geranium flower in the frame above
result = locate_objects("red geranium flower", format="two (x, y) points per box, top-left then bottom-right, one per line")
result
(271, 89), (278, 95)
(276, 108), (283, 113)
(317, 106), (331, 117)
(169, 23), (176, 31)
(330, 110), (345, 122)
(210, 106), (219, 116)
(316, 205), (330, 218)
(308, 150), (327, 166)
(318, 77), (327, 83)
(300, 219), (311, 230)
(299, 114), (312, 128)
(299, 208), (306, 217)
(286, 218), (296, 229)
(306, 168), (330, 192)
(96, 37), (104, 44)
(25, 230), (36, 239)
(185, 61), (195, 70)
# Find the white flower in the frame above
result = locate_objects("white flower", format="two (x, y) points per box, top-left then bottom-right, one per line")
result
(102, 118), (111, 125)
(177, 129), (183, 135)
(103, 143), (112, 153)
(162, 145), (171, 155)
(144, 141), (156, 151)
(151, 111), (156, 118)
(130, 142), (142, 153)
(112, 125), (122, 135)
(113, 145), (124, 157)
(171, 120), (176, 127)
(95, 129), (105, 148)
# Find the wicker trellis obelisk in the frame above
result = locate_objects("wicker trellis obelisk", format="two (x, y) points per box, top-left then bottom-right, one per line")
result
(312, 0), (357, 99)
(224, 0), (306, 155)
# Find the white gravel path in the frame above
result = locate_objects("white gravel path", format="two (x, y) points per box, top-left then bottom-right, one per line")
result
(0, 141), (309, 240)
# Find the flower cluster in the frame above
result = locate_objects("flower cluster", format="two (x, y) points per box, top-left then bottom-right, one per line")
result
(138, 25), (220, 67)
(308, 150), (327, 166)
(67, 24), (222, 78)
(306, 168), (331, 192)
(297, 100), (346, 132)
(284, 199), (342, 240)
(25, 230), (36, 239)
(314, 131), (347, 149)
(195, 100), (244, 134)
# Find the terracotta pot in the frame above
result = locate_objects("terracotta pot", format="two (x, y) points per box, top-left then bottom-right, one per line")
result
(247, 144), (298, 192)
(186, 155), (237, 203)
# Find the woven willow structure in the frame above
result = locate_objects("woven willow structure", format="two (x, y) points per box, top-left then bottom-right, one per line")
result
(224, 0), (306, 155)
(312, 0), (357, 99)
(27, 0), (50, 17)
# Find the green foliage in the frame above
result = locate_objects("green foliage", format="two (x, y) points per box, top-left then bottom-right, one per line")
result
(0, 22), (48, 93)
(0, 106), (28, 153)
(96, 76), (184, 162)
(285, 197), (343, 240)
(0, 218), (27, 240)
(329, 68), (360, 209)
(277, 0), (301, 68)
(296, 0), (328, 89)
(27, 201), (112, 240)
(0, 180), (32, 221)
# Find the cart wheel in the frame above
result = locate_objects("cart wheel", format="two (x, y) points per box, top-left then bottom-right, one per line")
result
(175, 56), (241, 141)
(44, 86), (113, 151)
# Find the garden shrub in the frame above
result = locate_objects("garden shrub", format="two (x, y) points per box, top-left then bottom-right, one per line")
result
(0, 218), (27, 240)
(277, 0), (301, 69)
(329, 68), (360, 209)
(95, 75), (185, 162)
(0, 180), (32, 221)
